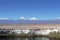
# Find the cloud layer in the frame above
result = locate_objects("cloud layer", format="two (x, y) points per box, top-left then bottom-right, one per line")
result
(0, 18), (10, 20)
(18, 17), (38, 20)
(0, 17), (38, 20)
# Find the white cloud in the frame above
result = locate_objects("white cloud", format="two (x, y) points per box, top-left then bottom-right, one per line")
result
(29, 17), (38, 20)
(17, 17), (38, 20)
(18, 17), (27, 20)
(0, 18), (10, 20)
(56, 17), (60, 19)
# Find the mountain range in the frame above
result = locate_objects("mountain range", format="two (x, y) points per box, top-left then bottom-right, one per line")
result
(0, 19), (60, 24)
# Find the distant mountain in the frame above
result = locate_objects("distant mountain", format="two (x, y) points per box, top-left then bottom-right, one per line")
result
(0, 19), (60, 24)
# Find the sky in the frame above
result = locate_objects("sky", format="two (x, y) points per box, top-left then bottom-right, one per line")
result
(0, 0), (60, 20)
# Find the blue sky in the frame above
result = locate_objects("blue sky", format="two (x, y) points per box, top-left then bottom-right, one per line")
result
(0, 0), (60, 20)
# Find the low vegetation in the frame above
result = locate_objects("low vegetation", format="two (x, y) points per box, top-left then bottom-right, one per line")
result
(48, 32), (60, 39)
(0, 32), (60, 39)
